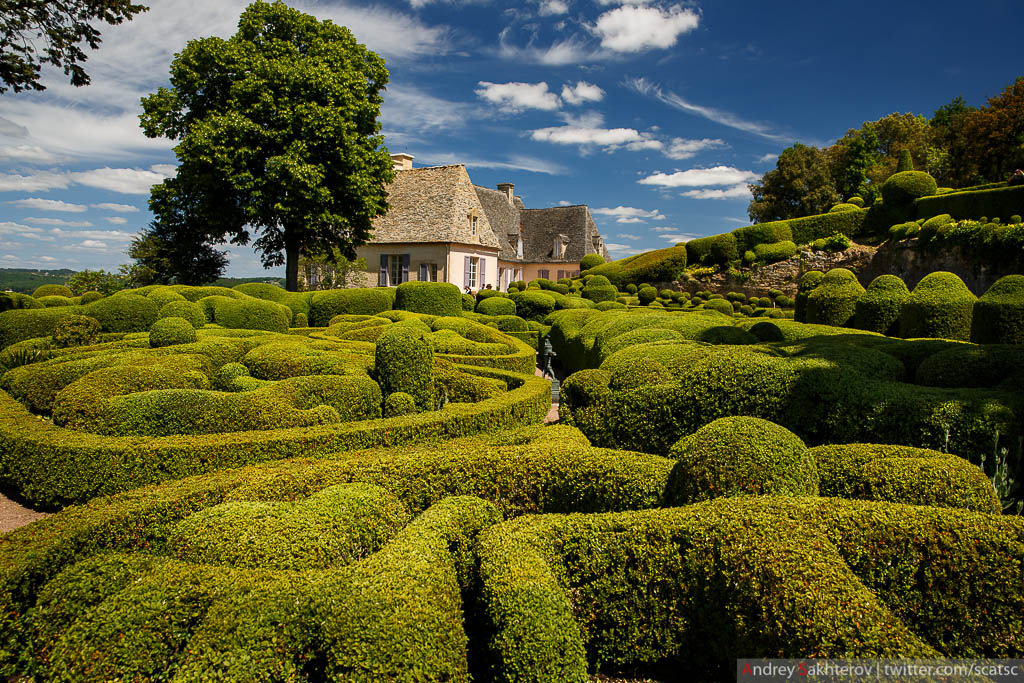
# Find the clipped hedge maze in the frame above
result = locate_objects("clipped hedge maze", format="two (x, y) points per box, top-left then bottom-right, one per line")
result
(0, 297), (548, 507)
(1, 426), (1021, 682)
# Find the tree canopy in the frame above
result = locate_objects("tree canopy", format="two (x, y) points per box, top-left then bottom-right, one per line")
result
(0, 0), (148, 94)
(748, 75), (1024, 222)
(127, 221), (229, 286)
(139, 0), (395, 291)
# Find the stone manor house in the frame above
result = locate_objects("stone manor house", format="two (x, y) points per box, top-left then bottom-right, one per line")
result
(299, 153), (609, 291)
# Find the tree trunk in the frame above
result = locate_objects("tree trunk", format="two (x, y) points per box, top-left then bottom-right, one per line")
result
(285, 236), (300, 292)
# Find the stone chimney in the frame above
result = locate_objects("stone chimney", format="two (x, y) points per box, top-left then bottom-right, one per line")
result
(496, 182), (514, 204)
(391, 153), (414, 171)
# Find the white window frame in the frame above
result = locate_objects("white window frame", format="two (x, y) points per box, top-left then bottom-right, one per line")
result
(468, 257), (479, 289)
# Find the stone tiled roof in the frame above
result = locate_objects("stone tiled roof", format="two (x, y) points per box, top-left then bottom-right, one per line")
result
(370, 165), (500, 249)
(520, 205), (608, 262)
(474, 185), (521, 260)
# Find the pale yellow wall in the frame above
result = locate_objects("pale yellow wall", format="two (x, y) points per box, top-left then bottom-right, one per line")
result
(355, 242), (499, 291)
(520, 262), (580, 283)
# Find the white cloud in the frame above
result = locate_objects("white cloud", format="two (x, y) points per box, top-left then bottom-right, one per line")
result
(476, 81), (561, 112)
(682, 185), (752, 200)
(558, 200), (572, 206)
(382, 83), (477, 135)
(7, 198), (87, 212)
(626, 77), (791, 143)
(0, 171), (70, 192)
(418, 152), (567, 175)
(105, 216), (129, 225)
(0, 145), (59, 164)
(539, 0), (569, 15)
(92, 203), (140, 213)
(70, 166), (174, 195)
(24, 217), (94, 227)
(757, 153), (779, 163)
(592, 206), (666, 223)
(665, 138), (726, 160)
(652, 226), (679, 233)
(531, 112), (659, 153)
(0, 222), (54, 241)
(38, 255), (57, 262)
(52, 229), (136, 242)
(590, 5), (699, 53)
(605, 242), (645, 256)
(616, 233), (642, 240)
(496, 29), (605, 66)
(561, 81), (605, 105)
(639, 166), (759, 188)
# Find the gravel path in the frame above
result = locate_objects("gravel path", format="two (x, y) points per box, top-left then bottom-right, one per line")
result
(0, 491), (50, 534)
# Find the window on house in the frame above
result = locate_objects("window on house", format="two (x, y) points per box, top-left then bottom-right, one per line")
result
(468, 257), (478, 288)
(419, 263), (439, 282)
(471, 214), (478, 236)
(389, 254), (403, 286)
(538, 269), (550, 280)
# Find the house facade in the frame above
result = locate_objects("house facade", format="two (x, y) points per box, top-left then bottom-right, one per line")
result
(298, 153), (609, 292)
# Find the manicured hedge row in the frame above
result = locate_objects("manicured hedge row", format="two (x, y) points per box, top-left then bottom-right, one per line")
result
(479, 496), (1024, 680)
(583, 246), (688, 287)
(809, 443), (999, 512)
(309, 288), (395, 326)
(0, 365), (551, 507)
(914, 184), (1024, 222)
(395, 281), (462, 317)
(972, 274), (1024, 344)
(559, 340), (1022, 461)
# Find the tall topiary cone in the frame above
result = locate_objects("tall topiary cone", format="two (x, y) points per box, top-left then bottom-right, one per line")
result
(853, 275), (910, 335)
(806, 268), (865, 327)
(971, 274), (1024, 344)
(375, 324), (434, 411)
(896, 149), (914, 172)
(899, 271), (977, 341)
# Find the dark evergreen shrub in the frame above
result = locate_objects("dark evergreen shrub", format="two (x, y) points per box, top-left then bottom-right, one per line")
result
(900, 272), (976, 341)
(32, 284), (73, 299)
(971, 275), (1024, 344)
(794, 271), (824, 323)
(395, 282), (462, 317)
(375, 325), (434, 411)
(881, 171), (938, 205)
(896, 149), (914, 172)
(853, 275), (910, 336)
(806, 269), (864, 327)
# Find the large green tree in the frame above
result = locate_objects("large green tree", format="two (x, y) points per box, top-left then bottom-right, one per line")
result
(747, 143), (840, 223)
(140, 1), (394, 291)
(0, 0), (148, 93)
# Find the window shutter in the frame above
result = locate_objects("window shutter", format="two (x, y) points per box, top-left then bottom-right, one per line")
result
(464, 256), (471, 288)
(480, 258), (486, 287)
(419, 263), (428, 281)
(379, 254), (388, 286)
(401, 254), (410, 283)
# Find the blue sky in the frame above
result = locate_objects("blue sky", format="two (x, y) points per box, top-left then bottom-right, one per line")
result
(1, 0), (1022, 277)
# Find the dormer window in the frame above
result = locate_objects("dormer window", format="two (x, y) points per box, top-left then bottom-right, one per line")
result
(469, 209), (480, 237)
(471, 215), (478, 235)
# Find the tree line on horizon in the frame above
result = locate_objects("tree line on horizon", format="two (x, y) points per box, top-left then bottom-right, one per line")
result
(748, 76), (1024, 223)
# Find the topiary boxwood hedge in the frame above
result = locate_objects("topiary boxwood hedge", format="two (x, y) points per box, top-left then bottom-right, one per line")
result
(899, 271), (977, 341)
(476, 296), (516, 317)
(309, 288), (395, 326)
(882, 171), (938, 205)
(684, 233), (738, 267)
(731, 222), (792, 253)
(395, 281), (462, 317)
(853, 275), (909, 335)
(753, 240), (797, 263)
(971, 274), (1024, 344)
(915, 184), (1024, 222)
(32, 284), (74, 299)
(805, 268), (865, 327)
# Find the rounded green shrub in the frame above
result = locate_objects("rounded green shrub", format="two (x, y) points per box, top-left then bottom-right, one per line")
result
(146, 288), (187, 308)
(739, 304), (753, 315)
(686, 233), (738, 267)
(921, 214), (954, 232)
(510, 291), (556, 322)
(881, 171), (938, 205)
(743, 249), (756, 264)
(293, 312), (309, 328)
(625, 284), (637, 295)
(847, 196), (865, 208)
(51, 315), (102, 348)
(158, 300), (206, 329)
(383, 391), (418, 417)
(853, 275), (910, 336)
(395, 281), (462, 317)
(462, 293), (475, 311)
(580, 253), (605, 271)
(1010, 215), (1022, 225)
(726, 292), (746, 303)
(477, 296), (517, 317)
(594, 301), (627, 311)
(582, 278), (618, 303)
(213, 362), (251, 390)
(665, 416), (819, 504)
(149, 317), (198, 348)
(637, 286), (658, 306)
(794, 271), (824, 323)
(829, 203), (860, 213)
(971, 275), (1024, 344)
(33, 284), (73, 299)
(375, 325), (434, 411)
(899, 272), (976, 341)
(36, 295), (75, 307)
(749, 321), (785, 342)
(806, 268), (865, 327)
(309, 288), (394, 326)
(211, 298), (290, 333)
(85, 294), (159, 333)
(703, 298), (734, 315)
(79, 291), (103, 305)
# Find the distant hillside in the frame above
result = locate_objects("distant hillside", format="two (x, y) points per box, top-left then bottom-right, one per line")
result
(0, 268), (75, 293)
(0, 269), (283, 294)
